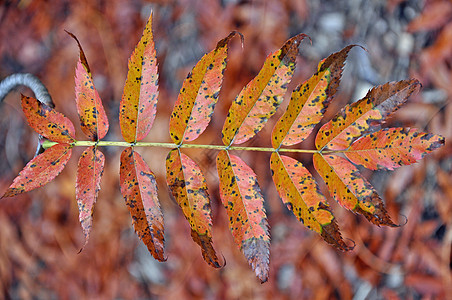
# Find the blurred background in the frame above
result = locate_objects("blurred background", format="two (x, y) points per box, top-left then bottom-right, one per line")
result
(1, 0), (451, 299)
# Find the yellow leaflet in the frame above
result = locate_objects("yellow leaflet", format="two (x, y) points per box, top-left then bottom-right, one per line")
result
(272, 69), (330, 148)
(222, 34), (307, 146)
(120, 14), (159, 143)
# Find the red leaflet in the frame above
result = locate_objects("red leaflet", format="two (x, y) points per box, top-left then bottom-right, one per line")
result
(2, 144), (72, 198)
(166, 149), (220, 267)
(345, 128), (445, 170)
(21, 95), (75, 143)
(120, 14), (159, 143)
(169, 32), (240, 144)
(67, 31), (109, 141)
(216, 150), (270, 282)
(76, 146), (105, 248)
(119, 147), (165, 261)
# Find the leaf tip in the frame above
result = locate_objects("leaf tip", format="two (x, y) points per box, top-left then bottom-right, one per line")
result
(77, 232), (91, 254)
(279, 33), (308, 62)
(1, 187), (26, 198)
(321, 221), (355, 251)
(242, 237), (270, 283)
(79, 217), (93, 251)
(190, 230), (222, 268)
(216, 30), (244, 49)
(66, 30), (91, 74)
(356, 201), (397, 227)
(353, 44), (367, 53)
(407, 78), (422, 93)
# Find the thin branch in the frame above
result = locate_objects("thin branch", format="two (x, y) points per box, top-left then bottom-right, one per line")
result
(0, 73), (55, 156)
(0, 73), (54, 107)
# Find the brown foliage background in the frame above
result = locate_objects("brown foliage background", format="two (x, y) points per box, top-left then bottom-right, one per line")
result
(1, 0), (451, 299)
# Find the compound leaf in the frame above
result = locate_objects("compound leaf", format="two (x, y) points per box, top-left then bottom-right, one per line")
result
(2, 144), (72, 198)
(316, 79), (421, 150)
(120, 147), (165, 261)
(222, 34), (307, 145)
(166, 149), (220, 267)
(170, 32), (240, 144)
(67, 31), (109, 141)
(120, 14), (159, 143)
(272, 45), (358, 147)
(76, 146), (105, 248)
(216, 150), (270, 282)
(313, 153), (396, 227)
(345, 128), (445, 170)
(270, 153), (351, 250)
(21, 95), (75, 143)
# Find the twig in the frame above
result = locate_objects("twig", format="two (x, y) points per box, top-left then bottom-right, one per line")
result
(0, 73), (55, 156)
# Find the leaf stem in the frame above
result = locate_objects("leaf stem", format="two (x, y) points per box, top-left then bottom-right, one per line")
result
(42, 140), (322, 153)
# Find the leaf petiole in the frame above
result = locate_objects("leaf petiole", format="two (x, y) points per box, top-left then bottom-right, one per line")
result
(41, 139), (321, 153)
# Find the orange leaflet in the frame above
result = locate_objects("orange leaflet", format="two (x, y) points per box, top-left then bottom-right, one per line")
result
(316, 79), (421, 150)
(345, 128), (445, 170)
(67, 31), (109, 141)
(21, 95), (75, 143)
(120, 14), (159, 143)
(166, 149), (221, 267)
(222, 34), (307, 146)
(270, 153), (351, 250)
(272, 45), (359, 147)
(216, 150), (270, 282)
(169, 32), (241, 144)
(119, 147), (165, 261)
(313, 153), (396, 227)
(76, 146), (105, 249)
(272, 69), (330, 147)
(2, 144), (72, 198)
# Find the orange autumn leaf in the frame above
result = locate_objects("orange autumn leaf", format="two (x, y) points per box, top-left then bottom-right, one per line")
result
(21, 95), (75, 143)
(2, 144), (72, 198)
(316, 79), (421, 150)
(272, 45), (358, 147)
(169, 32), (241, 144)
(216, 150), (270, 282)
(345, 128), (445, 170)
(270, 153), (351, 250)
(222, 34), (307, 145)
(166, 149), (221, 267)
(313, 153), (396, 226)
(120, 14), (158, 143)
(76, 146), (105, 248)
(272, 68), (330, 147)
(119, 147), (165, 261)
(67, 31), (109, 141)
